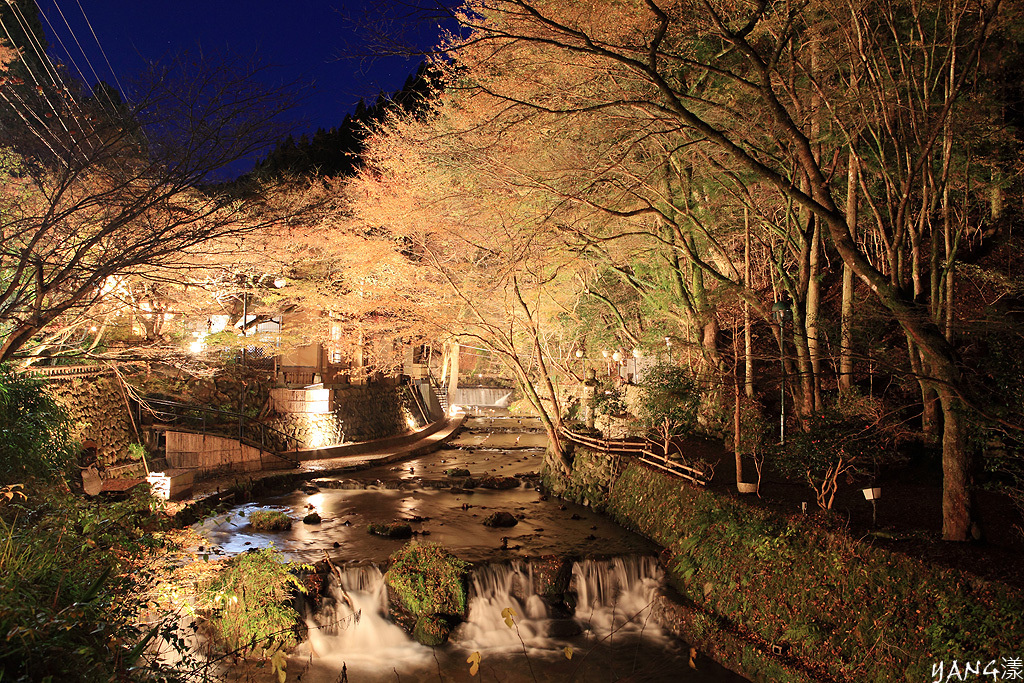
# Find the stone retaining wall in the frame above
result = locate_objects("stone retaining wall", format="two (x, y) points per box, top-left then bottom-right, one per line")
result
(44, 374), (140, 473)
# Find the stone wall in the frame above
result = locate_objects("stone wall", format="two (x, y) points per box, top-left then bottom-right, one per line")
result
(269, 380), (409, 447)
(44, 374), (139, 474)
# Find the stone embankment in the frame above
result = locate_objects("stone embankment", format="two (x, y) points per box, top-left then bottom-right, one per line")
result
(45, 374), (139, 474)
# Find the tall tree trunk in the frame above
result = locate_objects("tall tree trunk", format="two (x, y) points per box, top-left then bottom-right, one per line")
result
(840, 147), (858, 392)
(744, 207), (755, 399)
(806, 217), (823, 411)
(447, 340), (460, 410)
(937, 384), (973, 541)
(805, 33), (823, 412)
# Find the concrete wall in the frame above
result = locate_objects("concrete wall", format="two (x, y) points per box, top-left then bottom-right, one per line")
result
(269, 379), (408, 447)
(163, 431), (293, 477)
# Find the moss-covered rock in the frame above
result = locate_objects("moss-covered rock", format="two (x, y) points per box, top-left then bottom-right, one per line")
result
(248, 509), (292, 531)
(413, 614), (453, 646)
(384, 542), (468, 617)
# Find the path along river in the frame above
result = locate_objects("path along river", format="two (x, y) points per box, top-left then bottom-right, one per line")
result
(201, 416), (748, 682)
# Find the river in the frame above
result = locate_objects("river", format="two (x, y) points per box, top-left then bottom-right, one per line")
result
(203, 416), (748, 682)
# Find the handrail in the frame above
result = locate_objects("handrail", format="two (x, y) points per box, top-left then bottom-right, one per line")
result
(137, 396), (300, 466)
(559, 425), (709, 486)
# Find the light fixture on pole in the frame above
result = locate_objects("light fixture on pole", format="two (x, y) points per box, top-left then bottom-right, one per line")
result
(771, 293), (793, 445)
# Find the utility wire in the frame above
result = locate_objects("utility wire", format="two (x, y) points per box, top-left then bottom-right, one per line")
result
(49, 0), (117, 112)
(0, 12), (72, 140)
(10, 0), (71, 101)
(73, 0), (124, 101)
(34, 0), (91, 103)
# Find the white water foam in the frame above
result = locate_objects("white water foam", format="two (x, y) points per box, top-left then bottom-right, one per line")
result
(301, 563), (431, 668)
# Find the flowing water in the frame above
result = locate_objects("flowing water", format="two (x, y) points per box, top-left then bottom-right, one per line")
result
(291, 557), (746, 682)
(205, 416), (748, 682)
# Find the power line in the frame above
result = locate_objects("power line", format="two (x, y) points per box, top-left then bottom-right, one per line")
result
(0, 12), (72, 141)
(34, 0), (92, 101)
(72, 0), (125, 102)
(48, 0), (118, 112)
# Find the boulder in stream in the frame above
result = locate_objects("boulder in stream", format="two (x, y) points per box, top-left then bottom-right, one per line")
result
(368, 522), (413, 538)
(479, 476), (520, 490)
(413, 614), (453, 646)
(483, 511), (519, 528)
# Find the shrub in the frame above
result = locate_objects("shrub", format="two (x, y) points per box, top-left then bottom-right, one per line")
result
(0, 488), (172, 680)
(249, 509), (293, 531)
(203, 547), (306, 656)
(384, 542), (468, 616)
(0, 364), (75, 485)
(633, 363), (700, 457)
(773, 392), (898, 509)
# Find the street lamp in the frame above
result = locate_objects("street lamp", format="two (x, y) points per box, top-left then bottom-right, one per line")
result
(772, 293), (793, 445)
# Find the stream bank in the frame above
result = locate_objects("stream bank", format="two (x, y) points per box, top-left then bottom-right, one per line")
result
(542, 446), (1024, 683)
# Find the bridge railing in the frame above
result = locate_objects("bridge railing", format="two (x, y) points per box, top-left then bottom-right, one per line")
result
(23, 364), (110, 378)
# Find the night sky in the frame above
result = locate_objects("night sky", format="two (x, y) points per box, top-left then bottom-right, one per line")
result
(33, 0), (451, 137)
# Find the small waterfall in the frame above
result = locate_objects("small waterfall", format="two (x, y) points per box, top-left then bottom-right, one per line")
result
(305, 556), (667, 662)
(454, 387), (515, 407)
(455, 560), (554, 650)
(572, 555), (666, 640)
(303, 564), (430, 667)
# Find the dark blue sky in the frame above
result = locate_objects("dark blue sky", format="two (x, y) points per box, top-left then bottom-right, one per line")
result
(34, 0), (450, 136)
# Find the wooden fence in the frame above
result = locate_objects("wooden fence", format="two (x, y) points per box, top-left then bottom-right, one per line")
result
(558, 426), (709, 486)
(23, 364), (109, 379)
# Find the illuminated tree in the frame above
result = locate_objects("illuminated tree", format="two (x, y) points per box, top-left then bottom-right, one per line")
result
(357, 0), (1009, 540)
(0, 52), (308, 364)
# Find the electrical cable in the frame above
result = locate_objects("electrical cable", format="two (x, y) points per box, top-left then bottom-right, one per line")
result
(33, 0), (91, 104)
(0, 12), (71, 139)
(48, 0), (116, 111)
(73, 0), (125, 103)
(9, 0), (69, 99)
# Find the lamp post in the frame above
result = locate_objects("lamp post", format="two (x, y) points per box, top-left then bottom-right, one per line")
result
(771, 293), (793, 445)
